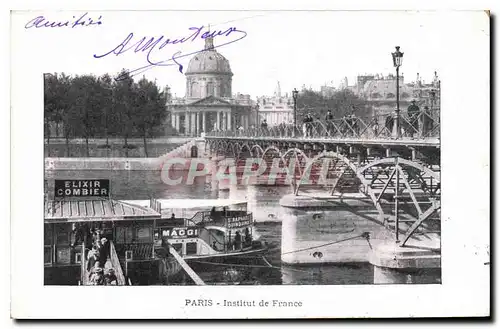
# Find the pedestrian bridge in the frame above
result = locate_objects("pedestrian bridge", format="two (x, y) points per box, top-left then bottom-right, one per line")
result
(203, 110), (441, 248)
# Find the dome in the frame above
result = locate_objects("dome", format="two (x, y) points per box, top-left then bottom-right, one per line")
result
(185, 37), (233, 75)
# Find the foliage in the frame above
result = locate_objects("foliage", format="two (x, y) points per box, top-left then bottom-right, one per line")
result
(43, 71), (170, 143)
(296, 89), (372, 122)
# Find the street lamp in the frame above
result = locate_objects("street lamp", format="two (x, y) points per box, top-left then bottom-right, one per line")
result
(292, 88), (299, 132)
(391, 46), (404, 138)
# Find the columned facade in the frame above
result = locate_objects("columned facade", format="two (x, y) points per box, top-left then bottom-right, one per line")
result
(166, 35), (256, 137)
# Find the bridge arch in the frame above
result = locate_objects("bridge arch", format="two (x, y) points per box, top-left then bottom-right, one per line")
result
(295, 151), (384, 217)
(294, 152), (441, 244)
(357, 156), (441, 245)
(259, 146), (311, 192)
(250, 144), (265, 158)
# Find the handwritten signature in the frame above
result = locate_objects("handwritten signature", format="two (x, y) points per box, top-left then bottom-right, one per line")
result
(25, 12), (102, 29)
(93, 25), (247, 80)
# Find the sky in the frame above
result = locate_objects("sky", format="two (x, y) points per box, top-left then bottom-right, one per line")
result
(14, 10), (450, 98)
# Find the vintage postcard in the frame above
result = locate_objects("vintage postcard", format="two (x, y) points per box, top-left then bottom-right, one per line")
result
(10, 7), (490, 319)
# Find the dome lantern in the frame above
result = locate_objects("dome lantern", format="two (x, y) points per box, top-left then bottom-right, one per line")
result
(185, 35), (233, 76)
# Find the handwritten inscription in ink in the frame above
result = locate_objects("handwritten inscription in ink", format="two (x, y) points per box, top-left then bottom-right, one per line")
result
(93, 25), (247, 79)
(25, 12), (103, 29)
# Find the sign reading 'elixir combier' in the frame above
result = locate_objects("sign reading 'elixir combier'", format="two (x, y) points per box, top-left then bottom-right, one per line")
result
(54, 179), (110, 197)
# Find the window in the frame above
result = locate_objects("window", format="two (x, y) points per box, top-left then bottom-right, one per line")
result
(115, 226), (133, 244)
(186, 242), (197, 255)
(136, 227), (152, 243)
(191, 82), (200, 98)
(56, 247), (71, 264)
(206, 82), (214, 97)
(44, 225), (53, 245)
(115, 226), (125, 243)
(44, 246), (52, 265)
(171, 243), (183, 255)
(55, 224), (70, 245)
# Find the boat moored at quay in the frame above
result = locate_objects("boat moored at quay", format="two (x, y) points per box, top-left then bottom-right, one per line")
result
(44, 179), (269, 286)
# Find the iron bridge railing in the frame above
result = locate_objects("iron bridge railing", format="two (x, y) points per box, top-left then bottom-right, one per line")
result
(206, 109), (440, 140)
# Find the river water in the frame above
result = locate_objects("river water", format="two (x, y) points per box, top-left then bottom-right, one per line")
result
(45, 170), (439, 285)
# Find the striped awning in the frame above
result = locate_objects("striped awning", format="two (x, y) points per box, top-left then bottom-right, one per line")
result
(44, 199), (161, 223)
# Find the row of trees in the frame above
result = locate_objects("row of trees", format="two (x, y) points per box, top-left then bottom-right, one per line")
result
(296, 89), (372, 121)
(44, 70), (170, 157)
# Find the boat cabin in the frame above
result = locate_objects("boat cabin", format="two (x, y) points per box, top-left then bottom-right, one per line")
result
(125, 199), (256, 258)
(43, 198), (161, 285)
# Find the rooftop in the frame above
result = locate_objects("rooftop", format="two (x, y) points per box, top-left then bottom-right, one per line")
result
(44, 199), (161, 223)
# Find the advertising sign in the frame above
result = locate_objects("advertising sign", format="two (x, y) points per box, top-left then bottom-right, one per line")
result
(226, 216), (252, 229)
(54, 179), (110, 198)
(162, 227), (199, 239)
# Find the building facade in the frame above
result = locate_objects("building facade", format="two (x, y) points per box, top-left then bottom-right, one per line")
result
(167, 36), (256, 136)
(256, 82), (294, 126)
(340, 71), (441, 115)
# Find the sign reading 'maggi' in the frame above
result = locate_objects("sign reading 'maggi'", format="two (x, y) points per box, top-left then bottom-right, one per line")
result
(54, 179), (110, 197)
(162, 227), (199, 238)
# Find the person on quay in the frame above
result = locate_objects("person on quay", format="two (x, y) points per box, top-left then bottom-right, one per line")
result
(97, 237), (109, 266)
(244, 227), (252, 247)
(90, 267), (105, 286)
(86, 245), (100, 272)
(89, 261), (104, 284)
(234, 231), (242, 250)
(105, 268), (118, 286)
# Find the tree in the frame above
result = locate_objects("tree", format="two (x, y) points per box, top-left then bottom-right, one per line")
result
(133, 77), (167, 157)
(113, 70), (136, 157)
(97, 74), (114, 147)
(67, 75), (102, 157)
(44, 73), (72, 156)
(44, 73), (57, 156)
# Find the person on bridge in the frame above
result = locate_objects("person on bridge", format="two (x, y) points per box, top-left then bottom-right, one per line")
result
(347, 106), (358, 136)
(325, 110), (333, 121)
(385, 114), (394, 136)
(371, 116), (379, 137)
(407, 100), (420, 137)
(260, 119), (268, 133)
(422, 106), (433, 137)
(305, 113), (314, 137)
(325, 110), (334, 136)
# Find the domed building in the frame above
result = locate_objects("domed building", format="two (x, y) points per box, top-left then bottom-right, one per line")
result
(168, 36), (256, 136)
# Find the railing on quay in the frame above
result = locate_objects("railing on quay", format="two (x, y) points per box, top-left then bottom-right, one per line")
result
(206, 109), (440, 140)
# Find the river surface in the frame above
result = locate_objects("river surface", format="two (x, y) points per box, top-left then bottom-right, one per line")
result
(45, 170), (439, 285)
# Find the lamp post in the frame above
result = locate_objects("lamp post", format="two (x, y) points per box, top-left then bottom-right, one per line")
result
(292, 88), (298, 136)
(391, 46), (404, 138)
